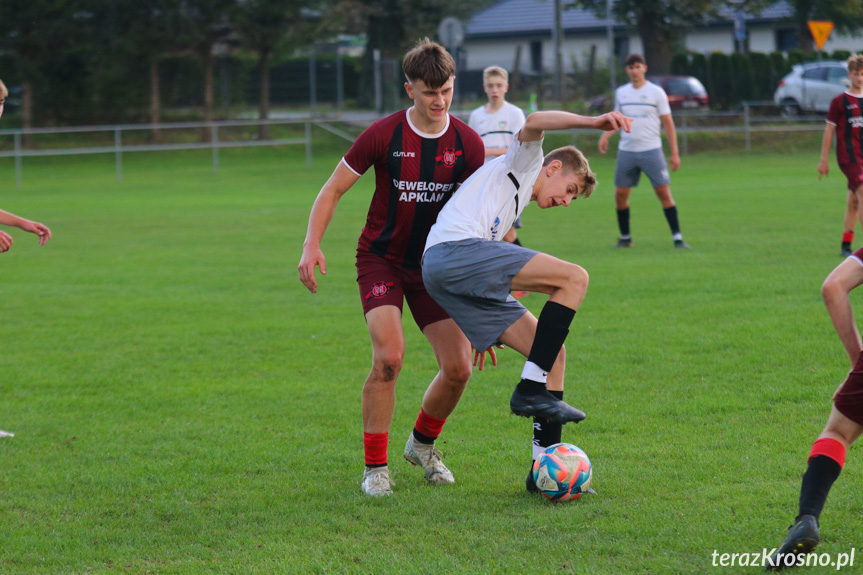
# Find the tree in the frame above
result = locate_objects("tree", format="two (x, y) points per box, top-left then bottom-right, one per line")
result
(234, 0), (306, 138)
(576, 0), (772, 74)
(786, 0), (863, 54)
(181, 0), (235, 131)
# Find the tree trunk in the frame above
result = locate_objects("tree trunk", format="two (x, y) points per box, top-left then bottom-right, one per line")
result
(637, 11), (675, 74)
(258, 50), (270, 140)
(798, 24), (814, 54)
(203, 49), (215, 140)
(21, 81), (32, 147)
(149, 57), (161, 143)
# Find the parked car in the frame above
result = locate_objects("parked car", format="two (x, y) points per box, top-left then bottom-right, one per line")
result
(587, 75), (709, 111)
(774, 61), (849, 116)
(648, 75), (710, 109)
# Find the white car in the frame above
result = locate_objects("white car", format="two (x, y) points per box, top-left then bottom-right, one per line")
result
(774, 61), (849, 115)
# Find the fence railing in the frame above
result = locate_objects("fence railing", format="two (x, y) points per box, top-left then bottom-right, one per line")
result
(0, 107), (829, 186)
(0, 118), (328, 187)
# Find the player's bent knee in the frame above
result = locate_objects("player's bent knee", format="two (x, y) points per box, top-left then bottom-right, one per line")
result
(371, 354), (404, 382)
(442, 359), (472, 385)
(822, 277), (844, 304)
(565, 265), (589, 293)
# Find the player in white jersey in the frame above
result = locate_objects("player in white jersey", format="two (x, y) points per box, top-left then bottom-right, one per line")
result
(423, 108), (632, 492)
(598, 53), (690, 249)
(469, 66), (530, 295)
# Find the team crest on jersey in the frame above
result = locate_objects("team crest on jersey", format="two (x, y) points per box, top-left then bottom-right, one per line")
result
(436, 148), (462, 167)
(364, 281), (394, 302)
(498, 120), (507, 129)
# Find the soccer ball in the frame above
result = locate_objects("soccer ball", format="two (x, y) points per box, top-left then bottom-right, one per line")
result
(531, 443), (592, 502)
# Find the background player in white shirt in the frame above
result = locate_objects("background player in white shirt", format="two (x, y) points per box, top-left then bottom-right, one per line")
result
(423, 108), (632, 492)
(469, 67), (531, 293)
(598, 54), (690, 249)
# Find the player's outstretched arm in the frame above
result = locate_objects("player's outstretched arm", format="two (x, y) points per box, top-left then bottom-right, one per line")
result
(822, 257), (863, 366)
(660, 114), (680, 171)
(0, 208), (51, 251)
(298, 162), (360, 293)
(818, 124), (836, 180)
(519, 111), (632, 144)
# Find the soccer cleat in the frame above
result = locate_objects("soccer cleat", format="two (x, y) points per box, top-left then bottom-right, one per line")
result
(0, 429), (13, 438)
(765, 515), (820, 571)
(403, 434), (455, 485)
(673, 239), (692, 249)
(510, 388), (586, 424)
(512, 290), (530, 299)
(614, 238), (632, 248)
(841, 247), (853, 257)
(361, 466), (395, 496)
(526, 467), (539, 494)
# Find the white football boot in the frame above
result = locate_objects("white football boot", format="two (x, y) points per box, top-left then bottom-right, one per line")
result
(403, 433), (454, 485)
(361, 466), (395, 496)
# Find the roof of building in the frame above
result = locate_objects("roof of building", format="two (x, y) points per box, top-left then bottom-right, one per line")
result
(465, 0), (794, 38)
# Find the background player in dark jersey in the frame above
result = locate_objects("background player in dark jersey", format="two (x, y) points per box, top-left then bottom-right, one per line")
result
(765, 249), (863, 570)
(298, 39), (486, 496)
(819, 55), (863, 257)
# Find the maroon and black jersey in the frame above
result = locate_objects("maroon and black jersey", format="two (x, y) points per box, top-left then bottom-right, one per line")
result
(828, 92), (863, 165)
(343, 109), (484, 269)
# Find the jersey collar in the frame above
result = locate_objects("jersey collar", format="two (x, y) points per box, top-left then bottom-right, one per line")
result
(406, 107), (450, 139)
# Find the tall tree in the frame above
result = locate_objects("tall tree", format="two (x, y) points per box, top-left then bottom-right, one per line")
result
(234, 0), (305, 138)
(786, 0), (863, 53)
(182, 0), (235, 130)
(576, 0), (772, 74)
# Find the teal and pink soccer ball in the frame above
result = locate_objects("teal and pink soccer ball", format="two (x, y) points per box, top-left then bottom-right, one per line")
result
(531, 443), (592, 502)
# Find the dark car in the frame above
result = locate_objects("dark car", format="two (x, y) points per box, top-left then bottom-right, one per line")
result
(588, 75), (709, 111)
(648, 75), (709, 109)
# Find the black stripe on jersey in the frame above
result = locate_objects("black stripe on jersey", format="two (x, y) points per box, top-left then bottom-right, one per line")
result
(403, 136), (442, 269)
(370, 123), (403, 257)
(844, 94), (858, 165)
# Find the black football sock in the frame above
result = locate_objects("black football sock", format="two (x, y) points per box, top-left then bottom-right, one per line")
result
(663, 205), (681, 236)
(797, 455), (842, 522)
(527, 301), (576, 372)
(616, 207), (630, 237)
(533, 390), (564, 454)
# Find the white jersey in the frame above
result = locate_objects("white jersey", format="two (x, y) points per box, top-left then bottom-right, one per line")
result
(614, 81), (671, 152)
(468, 102), (526, 164)
(425, 136), (544, 251)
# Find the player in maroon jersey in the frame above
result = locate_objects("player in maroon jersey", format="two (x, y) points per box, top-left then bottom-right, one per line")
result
(298, 39), (487, 496)
(819, 55), (863, 257)
(766, 247), (863, 569)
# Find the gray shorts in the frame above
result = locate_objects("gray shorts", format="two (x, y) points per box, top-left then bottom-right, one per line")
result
(422, 239), (538, 350)
(615, 148), (670, 189)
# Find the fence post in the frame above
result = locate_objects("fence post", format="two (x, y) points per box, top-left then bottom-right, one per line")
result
(743, 102), (752, 153)
(309, 46), (317, 115)
(114, 128), (123, 182)
(14, 132), (22, 188)
(212, 124), (220, 174)
(681, 114), (688, 156)
(305, 122), (312, 167)
(336, 47), (344, 118)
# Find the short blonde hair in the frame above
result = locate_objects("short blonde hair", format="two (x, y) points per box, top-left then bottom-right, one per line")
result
(848, 54), (863, 73)
(543, 146), (597, 198)
(0, 79), (7, 99)
(483, 66), (508, 84)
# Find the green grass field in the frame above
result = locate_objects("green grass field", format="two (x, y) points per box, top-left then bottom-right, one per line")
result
(1, 134), (861, 574)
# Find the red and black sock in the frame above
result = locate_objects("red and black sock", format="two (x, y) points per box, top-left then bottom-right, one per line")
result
(797, 438), (845, 522)
(842, 232), (854, 252)
(412, 408), (446, 445)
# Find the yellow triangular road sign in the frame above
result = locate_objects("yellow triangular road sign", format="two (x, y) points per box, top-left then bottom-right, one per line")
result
(808, 21), (834, 51)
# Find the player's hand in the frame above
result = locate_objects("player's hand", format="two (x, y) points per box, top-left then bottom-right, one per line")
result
(598, 135), (609, 154)
(20, 220), (51, 246)
(670, 154), (681, 172)
(473, 345), (503, 371)
(818, 159), (829, 180)
(298, 246), (326, 293)
(0, 230), (12, 253)
(594, 111), (632, 133)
